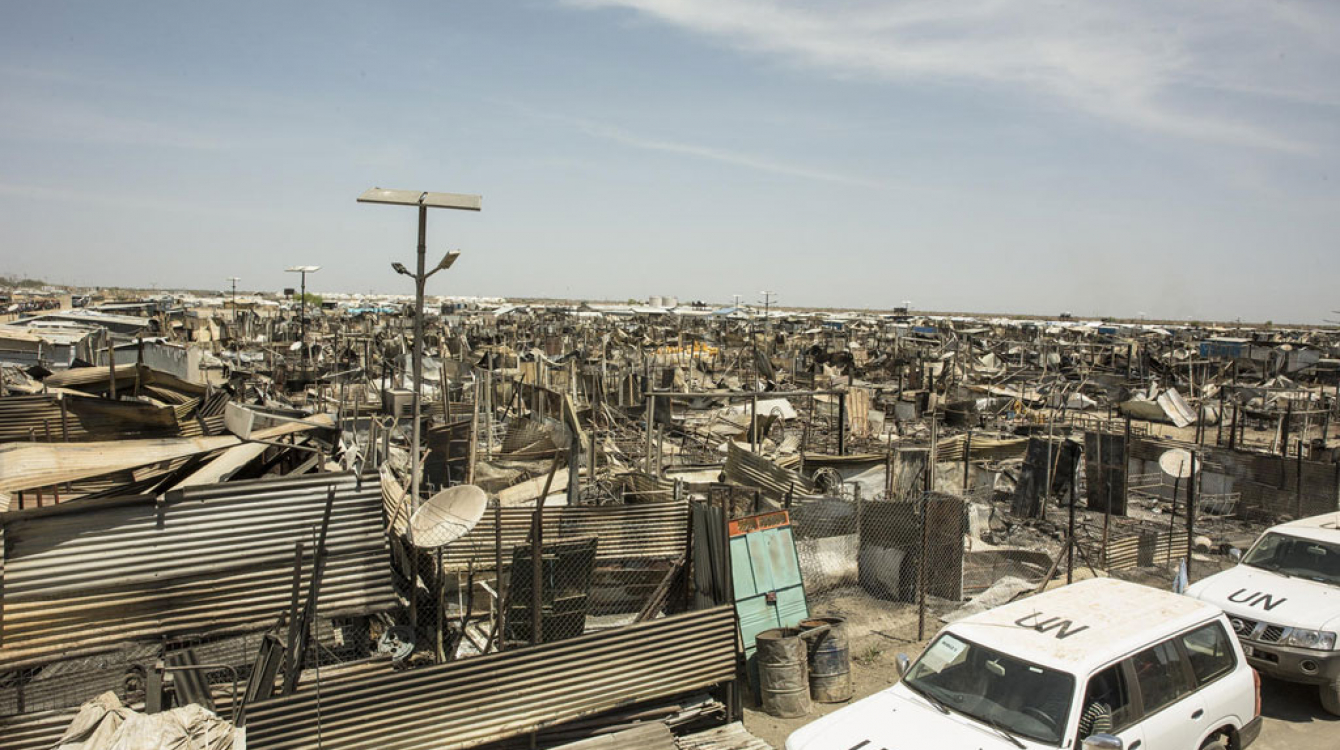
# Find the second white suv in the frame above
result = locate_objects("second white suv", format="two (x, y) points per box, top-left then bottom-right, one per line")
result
(1185, 512), (1340, 714)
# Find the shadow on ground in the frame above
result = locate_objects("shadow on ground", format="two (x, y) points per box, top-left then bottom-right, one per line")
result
(1260, 675), (1338, 724)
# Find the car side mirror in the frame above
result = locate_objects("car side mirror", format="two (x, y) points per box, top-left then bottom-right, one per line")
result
(896, 653), (911, 678)
(1082, 734), (1123, 750)
(1229, 548), (1243, 562)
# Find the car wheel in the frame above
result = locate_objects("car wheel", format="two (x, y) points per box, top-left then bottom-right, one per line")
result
(1321, 681), (1340, 716)
(1198, 738), (1228, 750)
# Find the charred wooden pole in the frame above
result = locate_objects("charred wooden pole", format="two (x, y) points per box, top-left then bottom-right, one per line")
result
(1280, 402), (1292, 457)
(837, 392), (847, 456)
(1217, 389), (1225, 446)
(1186, 451), (1197, 581)
(107, 340), (117, 399)
(530, 455), (564, 646)
(1067, 472), (1076, 585)
(750, 391), (759, 454)
(963, 430), (972, 493)
(917, 490), (930, 641)
(644, 394), (656, 473)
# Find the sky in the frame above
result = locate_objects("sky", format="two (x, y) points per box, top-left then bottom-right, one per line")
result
(1, 1), (1338, 323)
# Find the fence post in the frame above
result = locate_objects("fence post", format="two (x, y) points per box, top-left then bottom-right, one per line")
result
(1067, 475), (1076, 585)
(1186, 451), (1197, 581)
(853, 484), (863, 556)
(963, 430), (972, 493)
(837, 390), (847, 456)
(917, 491), (929, 641)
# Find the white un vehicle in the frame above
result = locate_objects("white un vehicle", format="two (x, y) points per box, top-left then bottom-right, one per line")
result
(787, 578), (1261, 750)
(1185, 512), (1340, 714)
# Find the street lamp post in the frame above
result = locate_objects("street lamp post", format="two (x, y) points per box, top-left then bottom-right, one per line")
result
(285, 266), (320, 366)
(759, 290), (776, 355)
(226, 276), (240, 327)
(358, 188), (481, 514)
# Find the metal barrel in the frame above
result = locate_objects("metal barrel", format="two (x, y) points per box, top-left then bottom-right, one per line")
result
(801, 617), (852, 703)
(756, 627), (812, 718)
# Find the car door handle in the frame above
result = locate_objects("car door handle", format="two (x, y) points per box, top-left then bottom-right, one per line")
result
(1129, 742), (1142, 750)
(1191, 709), (1204, 719)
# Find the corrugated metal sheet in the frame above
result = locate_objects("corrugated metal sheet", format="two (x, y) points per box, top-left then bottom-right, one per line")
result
(246, 605), (737, 750)
(0, 396), (77, 442)
(0, 434), (238, 493)
(41, 364), (207, 398)
(39, 365), (142, 393)
(620, 470), (675, 501)
(175, 412), (226, 439)
(551, 724), (675, 750)
(0, 394), (188, 443)
(1099, 530), (1191, 570)
(440, 500), (689, 572)
(0, 472), (392, 670)
(724, 443), (813, 501)
(677, 722), (775, 750)
(933, 433), (1029, 463)
(380, 464), (410, 537)
(0, 706), (75, 750)
(0, 417), (325, 493)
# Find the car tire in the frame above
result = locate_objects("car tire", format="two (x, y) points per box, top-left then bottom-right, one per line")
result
(1321, 682), (1340, 716)
(1198, 738), (1228, 750)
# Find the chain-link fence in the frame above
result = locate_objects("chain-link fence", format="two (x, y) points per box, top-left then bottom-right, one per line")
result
(396, 492), (691, 663)
(787, 480), (1093, 645)
(789, 488), (973, 642)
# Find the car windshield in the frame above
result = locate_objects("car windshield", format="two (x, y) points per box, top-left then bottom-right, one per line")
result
(904, 632), (1075, 745)
(1242, 532), (1340, 586)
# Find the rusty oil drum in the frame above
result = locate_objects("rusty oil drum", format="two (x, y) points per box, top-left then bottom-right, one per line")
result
(756, 627), (812, 718)
(801, 617), (852, 703)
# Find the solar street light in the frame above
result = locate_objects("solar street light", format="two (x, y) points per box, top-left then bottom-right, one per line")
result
(285, 266), (320, 364)
(358, 187), (481, 517)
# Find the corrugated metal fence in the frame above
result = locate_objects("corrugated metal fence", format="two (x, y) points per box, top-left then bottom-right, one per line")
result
(246, 605), (737, 750)
(0, 472), (392, 670)
(439, 500), (691, 572)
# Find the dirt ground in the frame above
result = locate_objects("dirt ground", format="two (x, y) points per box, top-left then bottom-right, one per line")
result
(743, 634), (922, 749)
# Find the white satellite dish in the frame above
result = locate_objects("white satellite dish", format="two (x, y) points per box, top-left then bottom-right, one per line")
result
(1158, 448), (1197, 479)
(409, 485), (488, 550)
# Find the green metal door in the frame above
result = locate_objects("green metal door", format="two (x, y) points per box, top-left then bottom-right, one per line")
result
(731, 518), (809, 686)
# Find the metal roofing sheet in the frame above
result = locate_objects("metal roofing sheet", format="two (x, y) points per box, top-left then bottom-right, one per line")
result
(438, 500), (690, 572)
(0, 472), (392, 670)
(246, 606), (736, 750)
(724, 443), (813, 501)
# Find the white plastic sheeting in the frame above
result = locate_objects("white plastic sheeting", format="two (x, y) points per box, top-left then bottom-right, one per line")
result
(1157, 388), (1197, 428)
(54, 692), (234, 750)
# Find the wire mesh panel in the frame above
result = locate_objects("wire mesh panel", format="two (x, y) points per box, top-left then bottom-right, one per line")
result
(504, 537), (598, 645)
(790, 496), (859, 596)
(394, 495), (693, 664)
(788, 489), (973, 643)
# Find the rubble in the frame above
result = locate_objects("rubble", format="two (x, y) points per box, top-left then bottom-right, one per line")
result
(1, 286), (1337, 749)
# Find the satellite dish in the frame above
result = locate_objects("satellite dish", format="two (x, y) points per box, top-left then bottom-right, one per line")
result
(376, 626), (415, 662)
(1159, 448), (1197, 479)
(409, 484), (487, 549)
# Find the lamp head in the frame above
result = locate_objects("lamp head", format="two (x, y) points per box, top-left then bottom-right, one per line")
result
(435, 250), (461, 271)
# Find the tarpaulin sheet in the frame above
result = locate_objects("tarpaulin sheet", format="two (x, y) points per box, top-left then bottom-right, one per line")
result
(54, 692), (234, 750)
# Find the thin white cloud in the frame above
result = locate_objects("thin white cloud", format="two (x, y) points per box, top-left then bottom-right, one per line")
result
(0, 181), (242, 215)
(503, 101), (897, 188)
(566, 0), (1338, 153)
(0, 93), (230, 151)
